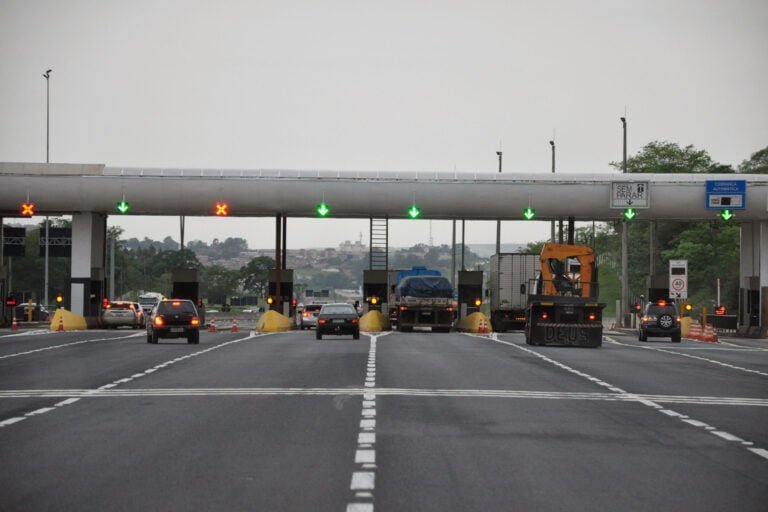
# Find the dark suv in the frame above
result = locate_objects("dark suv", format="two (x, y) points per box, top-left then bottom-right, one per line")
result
(147, 299), (201, 344)
(639, 301), (681, 343)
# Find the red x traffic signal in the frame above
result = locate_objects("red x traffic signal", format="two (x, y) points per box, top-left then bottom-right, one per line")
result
(214, 202), (229, 216)
(20, 202), (35, 217)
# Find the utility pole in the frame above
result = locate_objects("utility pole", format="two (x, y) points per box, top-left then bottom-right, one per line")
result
(496, 150), (502, 258)
(43, 69), (52, 308)
(550, 139), (556, 243)
(621, 116), (629, 328)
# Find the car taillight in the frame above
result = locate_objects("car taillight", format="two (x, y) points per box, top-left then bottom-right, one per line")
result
(303, 312), (309, 317)
(541, 313), (549, 319)
(447, 307), (453, 312)
(351, 318), (359, 324)
(400, 306), (407, 311)
(318, 319), (327, 324)
(588, 313), (596, 321)
(191, 316), (200, 326)
(642, 316), (649, 324)
(676, 316), (681, 323)
(154, 315), (164, 326)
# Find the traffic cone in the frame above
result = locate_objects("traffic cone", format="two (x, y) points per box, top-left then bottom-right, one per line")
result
(687, 321), (702, 341)
(208, 319), (216, 333)
(57, 315), (65, 332)
(478, 318), (489, 334)
(701, 324), (718, 343)
(11, 316), (18, 331)
(231, 319), (239, 333)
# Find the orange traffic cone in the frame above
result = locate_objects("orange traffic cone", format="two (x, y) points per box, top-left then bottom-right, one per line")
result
(701, 324), (718, 343)
(208, 319), (216, 333)
(57, 315), (65, 332)
(231, 319), (239, 333)
(687, 321), (702, 341)
(11, 316), (18, 331)
(478, 318), (489, 334)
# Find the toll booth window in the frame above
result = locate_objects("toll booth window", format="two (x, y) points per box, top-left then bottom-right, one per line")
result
(158, 301), (197, 314)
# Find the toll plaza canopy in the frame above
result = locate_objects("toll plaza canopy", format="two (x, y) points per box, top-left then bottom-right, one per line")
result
(1, 162), (767, 221)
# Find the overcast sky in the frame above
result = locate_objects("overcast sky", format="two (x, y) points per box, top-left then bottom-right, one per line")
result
(2, 1), (766, 249)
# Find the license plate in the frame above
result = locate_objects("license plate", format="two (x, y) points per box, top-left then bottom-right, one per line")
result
(170, 327), (184, 333)
(332, 319), (344, 323)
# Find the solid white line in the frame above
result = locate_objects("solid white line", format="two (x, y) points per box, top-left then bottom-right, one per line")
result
(55, 398), (80, 406)
(0, 332), (143, 360)
(351, 472), (375, 490)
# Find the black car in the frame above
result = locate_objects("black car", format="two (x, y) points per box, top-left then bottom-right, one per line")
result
(639, 301), (681, 343)
(147, 299), (201, 344)
(316, 303), (360, 340)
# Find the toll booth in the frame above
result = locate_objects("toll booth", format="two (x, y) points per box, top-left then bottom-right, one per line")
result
(363, 270), (389, 314)
(739, 276), (765, 337)
(457, 270), (483, 319)
(268, 269), (294, 317)
(172, 268), (205, 325)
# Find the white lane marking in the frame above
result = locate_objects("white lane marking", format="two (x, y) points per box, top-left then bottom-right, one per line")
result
(351, 472), (375, 490)
(0, 329), (51, 338)
(55, 398), (80, 407)
(660, 409), (688, 418)
(360, 419), (376, 429)
(355, 450), (376, 464)
(26, 407), (56, 416)
(355, 492), (374, 498)
(608, 336), (768, 377)
(0, 417), (26, 427)
(358, 432), (376, 444)
(489, 333), (768, 464)
(0, 332), (143, 360)
(347, 504), (374, 512)
(0, 332), (268, 430)
(748, 448), (768, 461)
(362, 400), (375, 408)
(712, 431), (746, 443)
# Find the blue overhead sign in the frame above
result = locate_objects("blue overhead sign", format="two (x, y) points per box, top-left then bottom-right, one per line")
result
(706, 180), (746, 210)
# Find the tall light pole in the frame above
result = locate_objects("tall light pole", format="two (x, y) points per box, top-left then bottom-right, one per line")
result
(43, 69), (52, 308)
(550, 139), (556, 243)
(620, 116), (629, 327)
(496, 150), (502, 258)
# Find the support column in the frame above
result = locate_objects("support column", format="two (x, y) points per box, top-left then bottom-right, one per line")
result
(739, 221), (768, 336)
(71, 213), (107, 321)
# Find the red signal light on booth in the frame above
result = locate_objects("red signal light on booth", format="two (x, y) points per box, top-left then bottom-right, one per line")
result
(5, 295), (17, 307)
(714, 305), (726, 315)
(214, 202), (230, 216)
(20, 202), (36, 217)
(291, 298), (297, 308)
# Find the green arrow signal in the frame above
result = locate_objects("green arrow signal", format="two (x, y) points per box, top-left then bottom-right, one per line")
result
(720, 209), (734, 221)
(623, 208), (637, 220)
(116, 201), (130, 214)
(407, 205), (421, 219)
(522, 207), (536, 220)
(316, 202), (330, 217)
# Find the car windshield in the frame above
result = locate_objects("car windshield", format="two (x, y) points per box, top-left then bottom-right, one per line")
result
(647, 305), (677, 315)
(321, 305), (356, 315)
(305, 305), (322, 312)
(109, 303), (135, 310)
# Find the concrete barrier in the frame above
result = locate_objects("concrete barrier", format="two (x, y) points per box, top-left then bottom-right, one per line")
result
(256, 310), (291, 332)
(456, 312), (492, 334)
(49, 308), (87, 331)
(359, 311), (391, 332)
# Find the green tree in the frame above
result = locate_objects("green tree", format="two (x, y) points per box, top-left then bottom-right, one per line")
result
(240, 256), (275, 294)
(202, 265), (242, 303)
(611, 140), (714, 174)
(739, 146), (768, 174)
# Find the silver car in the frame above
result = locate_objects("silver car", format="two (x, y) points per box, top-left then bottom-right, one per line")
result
(102, 301), (143, 329)
(299, 304), (323, 330)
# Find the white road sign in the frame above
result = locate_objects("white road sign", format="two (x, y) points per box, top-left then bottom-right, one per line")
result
(611, 182), (650, 209)
(669, 259), (688, 299)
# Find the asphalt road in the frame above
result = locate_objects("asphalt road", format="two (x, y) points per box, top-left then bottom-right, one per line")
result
(0, 327), (766, 511)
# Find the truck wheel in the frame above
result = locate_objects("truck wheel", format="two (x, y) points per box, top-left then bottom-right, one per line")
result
(316, 331), (322, 340)
(188, 331), (200, 344)
(146, 333), (153, 344)
(151, 333), (159, 344)
(353, 330), (360, 340)
(671, 334), (681, 343)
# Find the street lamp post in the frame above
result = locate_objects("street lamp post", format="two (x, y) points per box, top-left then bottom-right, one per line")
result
(496, 150), (502, 259)
(43, 69), (52, 308)
(620, 116), (629, 327)
(550, 140), (556, 243)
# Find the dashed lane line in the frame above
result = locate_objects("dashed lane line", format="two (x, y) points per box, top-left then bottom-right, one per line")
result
(487, 333), (768, 464)
(0, 331), (268, 429)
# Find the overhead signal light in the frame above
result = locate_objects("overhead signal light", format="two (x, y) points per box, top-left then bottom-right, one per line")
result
(116, 200), (130, 214)
(20, 202), (36, 217)
(215, 202), (230, 216)
(407, 204), (421, 219)
(720, 209), (734, 221)
(522, 207), (536, 220)
(623, 208), (637, 220)
(316, 202), (330, 217)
